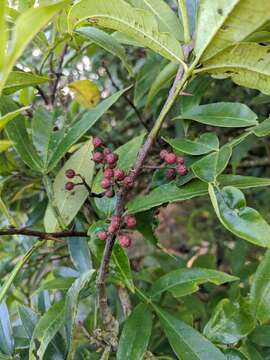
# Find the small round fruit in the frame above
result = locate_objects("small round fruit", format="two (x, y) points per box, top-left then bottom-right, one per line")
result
(111, 215), (121, 227)
(93, 137), (103, 148)
(114, 169), (125, 181)
(101, 178), (112, 189)
(104, 168), (114, 179)
(65, 182), (75, 191)
(93, 152), (104, 163)
(177, 156), (185, 165)
(166, 168), (176, 180)
(123, 176), (135, 188)
(105, 153), (119, 165)
(176, 164), (188, 176)
(125, 215), (137, 228)
(164, 152), (177, 165)
(160, 149), (168, 160)
(103, 148), (112, 156)
(105, 190), (114, 198)
(65, 169), (76, 179)
(98, 231), (107, 241)
(119, 234), (132, 248)
(108, 223), (118, 234)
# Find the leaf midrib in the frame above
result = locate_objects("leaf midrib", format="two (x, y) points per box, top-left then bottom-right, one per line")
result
(74, 13), (183, 63)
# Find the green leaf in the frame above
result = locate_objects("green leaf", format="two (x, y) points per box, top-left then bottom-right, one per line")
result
(196, 0), (270, 62)
(0, 0), (68, 93)
(164, 132), (219, 155)
(68, 0), (184, 65)
(240, 344), (264, 360)
(250, 250), (270, 323)
(0, 106), (29, 131)
(112, 244), (134, 292)
(32, 108), (56, 171)
(36, 277), (75, 293)
(18, 305), (39, 340)
(250, 325), (270, 347)
(135, 211), (158, 246)
(0, 140), (12, 153)
(0, 0), (7, 73)
(194, 0), (239, 61)
(150, 268), (237, 299)
(197, 44), (270, 95)
(48, 89), (126, 171)
(29, 270), (95, 359)
(146, 62), (178, 106)
(2, 71), (49, 95)
(0, 96), (42, 172)
(209, 184), (270, 248)
(127, 175), (270, 214)
(92, 133), (145, 194)
(0, 303), (14, 356)
(129, 0), (183, 40)
(224, 349), (248, 360)
(117, 303), (152, 360)
(68, 233), (92, 274)
(191, 145), (232, 183)
(29, 300), (65, 360)
(76, 27), (133, 75)
(155, 307), (226, 360)
(179, 102), (258, 127)
(253, 118), (270, 137)
(218, 174), (270, 189)
(64, 270), (95, 355)
(127, 179), (208, 214)
(44, 141), (95, 231)
(204, 299), (255, 344)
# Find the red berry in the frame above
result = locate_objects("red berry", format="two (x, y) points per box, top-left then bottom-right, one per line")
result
(93, 137), (103, 148)
(125, 215), (137, 228)
(108, 223), (118, 234)
(108, 162), (117, 169)
(176, 164), (188, 176)
(111, 215), (121, 227)
(98, 231), (107, 241)
(105, 153), (118, 165)
(160, 149), (169, 160)
(166, 168), (176, 180)
(105, 190), (114, 198)
(177, 156), (185, 165)
(114, 169), (125, 181)
(123, 176), (135, 188)
(101, 178), (112, 189)
(65, 169), (76, 179)
(65, 182), (74, 191)
(104, 168), (114, 179)
(119, 234), (132, 248)
(93, 152), (104, 163)
(164, 152), (177, 165)
(103, 148), (112, 156)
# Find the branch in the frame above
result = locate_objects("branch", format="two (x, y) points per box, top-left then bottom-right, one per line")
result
(97, 45), (193, 327)
(0, 228), (88, 239)
(50, 43), (68, 105)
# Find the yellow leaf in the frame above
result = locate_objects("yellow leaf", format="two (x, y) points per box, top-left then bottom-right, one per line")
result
(69, 79), (100, 109)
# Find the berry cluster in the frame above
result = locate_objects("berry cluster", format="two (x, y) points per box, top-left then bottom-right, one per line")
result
(98, 214), (137, 248)
(92, 137), (135, 197)
(160, 149), (187, 180)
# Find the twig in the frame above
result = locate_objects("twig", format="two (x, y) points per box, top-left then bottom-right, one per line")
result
(50, 43), (68, 105)
(96, 45), (193, 326)
(103, 64), (151, 131)
(35, 85), (49, 105)
(0, 228), (88, 238)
